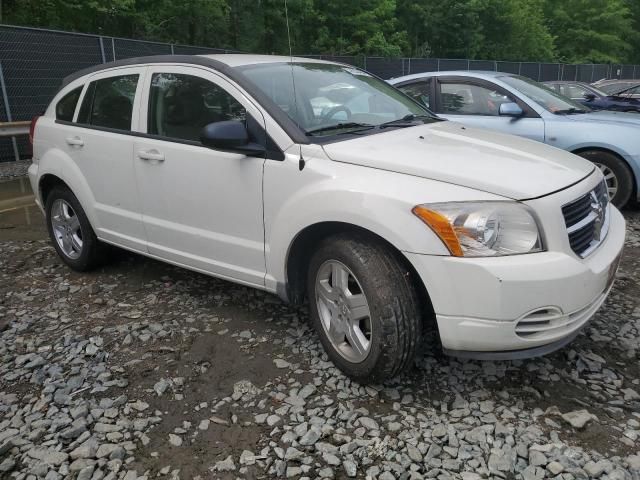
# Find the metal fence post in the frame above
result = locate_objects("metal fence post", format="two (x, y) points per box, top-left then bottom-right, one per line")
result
(0, 61), (20, 162)
(171, 44), (175, 55)
(437, 58), (440, 71)
(99, 36), (106, 63)
(112, 37), (116, 61)
(363, 56), (367, 71)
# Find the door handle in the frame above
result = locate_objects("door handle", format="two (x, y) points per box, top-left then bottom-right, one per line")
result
(138, 149), (165, 162)
(65, 136), (84, 147)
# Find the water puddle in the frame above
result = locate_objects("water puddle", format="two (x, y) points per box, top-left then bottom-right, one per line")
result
(0, 177), (42, 229)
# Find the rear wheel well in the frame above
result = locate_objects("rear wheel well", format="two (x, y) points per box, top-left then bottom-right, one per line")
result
(285, 221), (436, 329)
(39, 174), (70, 205)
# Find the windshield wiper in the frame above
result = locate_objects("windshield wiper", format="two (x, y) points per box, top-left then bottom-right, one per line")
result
(306, 122), (375, 136)
(553, 108), (588, 115)
(379, 114), (433, 129)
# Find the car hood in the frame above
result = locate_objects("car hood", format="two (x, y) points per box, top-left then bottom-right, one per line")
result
(571, 110), (640, 125)
(322, 121), (594, 200)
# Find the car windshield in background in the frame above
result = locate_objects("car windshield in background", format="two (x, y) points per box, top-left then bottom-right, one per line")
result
(500, 75), (590, 114)
(613, 83), (640, 96)
(600, 82), (638, 94)
(238, 62), (437, 137)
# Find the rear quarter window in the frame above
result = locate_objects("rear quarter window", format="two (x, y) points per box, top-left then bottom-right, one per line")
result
(55, 86), (83, 121)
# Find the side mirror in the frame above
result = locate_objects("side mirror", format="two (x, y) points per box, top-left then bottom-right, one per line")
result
(583, 93), (596, 101)
(498, 102), (524, 117)
(200, 120), (265, 157)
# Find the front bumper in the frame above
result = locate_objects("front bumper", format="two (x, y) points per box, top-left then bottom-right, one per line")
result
(404, 206), (625, 359)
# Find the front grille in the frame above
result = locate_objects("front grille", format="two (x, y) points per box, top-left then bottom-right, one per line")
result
(562, 181), (609, 257)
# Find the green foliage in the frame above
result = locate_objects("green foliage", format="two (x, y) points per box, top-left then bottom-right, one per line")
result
(2, 0), (639, 63)
(544, 0), (634, 63)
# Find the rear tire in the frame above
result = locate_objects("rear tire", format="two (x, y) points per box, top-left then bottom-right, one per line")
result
(576, 150), (633, 208)
(45, 186), (107, 271)
(307, 233), (422, 382)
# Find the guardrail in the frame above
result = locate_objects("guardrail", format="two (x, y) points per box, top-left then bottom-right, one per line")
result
(0, 121), (29, 161)
(0, 121), (29, 137)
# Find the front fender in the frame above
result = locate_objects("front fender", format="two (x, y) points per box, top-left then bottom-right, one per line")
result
(263, 147), (503, 290)
(546, 122), (640, 195)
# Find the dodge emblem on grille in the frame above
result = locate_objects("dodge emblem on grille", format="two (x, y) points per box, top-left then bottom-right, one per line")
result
(590, 191), (605, 241)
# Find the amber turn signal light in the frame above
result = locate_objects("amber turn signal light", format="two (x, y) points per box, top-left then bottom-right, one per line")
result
(412, 205), (464, 257)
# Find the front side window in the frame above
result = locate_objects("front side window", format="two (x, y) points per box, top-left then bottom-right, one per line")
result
(78, 74), (139, 130)
(398, 80), (432, 109)
(56, 86), (83, 121)
(499, 75), (589, 114)
(440, 82), (513, 116)
(238, 63), (437, 138)
(148, 73), (246, 142)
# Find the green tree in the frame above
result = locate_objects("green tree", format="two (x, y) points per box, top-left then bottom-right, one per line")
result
(544, 0), (634, 63)
(477, 0), (555, 61)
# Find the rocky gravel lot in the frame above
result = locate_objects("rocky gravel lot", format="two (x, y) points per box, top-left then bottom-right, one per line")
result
(1, 194), (640, 480)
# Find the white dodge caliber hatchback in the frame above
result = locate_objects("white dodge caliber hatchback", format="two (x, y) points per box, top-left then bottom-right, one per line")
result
(29, 54), (625, 381)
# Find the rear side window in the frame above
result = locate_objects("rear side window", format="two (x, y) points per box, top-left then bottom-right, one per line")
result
(78, 74), (139, 131)
(55, 86), (83, 121)
(147, 73), (246, 142)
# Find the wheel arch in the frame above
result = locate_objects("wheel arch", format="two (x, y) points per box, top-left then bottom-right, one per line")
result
(284, 221), (437, 331)
(571, 146), (637, 200)
(39, 174), (71, 206)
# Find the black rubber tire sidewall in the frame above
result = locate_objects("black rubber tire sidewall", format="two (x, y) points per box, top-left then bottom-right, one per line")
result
(45, 186), (104, 271)
(577, 150), (633, 208)
(306, 233), (421, 383)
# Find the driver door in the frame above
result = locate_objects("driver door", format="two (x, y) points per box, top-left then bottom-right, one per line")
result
(133, 65), (267, 287)
(434, 77), (545, 142)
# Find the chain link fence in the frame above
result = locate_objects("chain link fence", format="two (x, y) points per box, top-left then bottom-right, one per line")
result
(2, 24), (639, 162)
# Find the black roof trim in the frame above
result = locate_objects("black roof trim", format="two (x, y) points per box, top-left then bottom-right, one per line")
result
(60, 54), (309, 145)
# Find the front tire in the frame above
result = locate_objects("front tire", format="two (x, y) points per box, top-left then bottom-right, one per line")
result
(45, 186), (107, 271)
(307, 233), (422, 382)
(576, 150), (633, 208)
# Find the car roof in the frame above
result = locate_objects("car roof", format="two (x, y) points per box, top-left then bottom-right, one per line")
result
(388, 70), (516, 84)
(198, 53), (332, 67)
(60, 53), (336, 88)
(595, 79), (637, 85)
(543, 80), (588, 85)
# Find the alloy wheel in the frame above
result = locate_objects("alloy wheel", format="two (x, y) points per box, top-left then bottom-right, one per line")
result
(315, 260), (372, 363)
(594, 162), (618, 200)
(51, 198), (83, 259)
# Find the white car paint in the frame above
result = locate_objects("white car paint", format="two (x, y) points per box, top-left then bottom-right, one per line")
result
(29, 54), (626, 360)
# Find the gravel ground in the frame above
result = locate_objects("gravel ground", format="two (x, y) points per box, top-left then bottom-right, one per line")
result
(1, 203), (640, 480)
(0, 161), (31, 181)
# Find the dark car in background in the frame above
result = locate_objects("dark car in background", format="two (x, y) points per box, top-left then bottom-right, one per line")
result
(545, 80), (640, 113)
(592, 79), (640, 98)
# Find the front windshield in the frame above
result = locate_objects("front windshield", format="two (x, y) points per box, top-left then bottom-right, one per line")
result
(500, 75), (590, 113)
(238, 62), (437, 137)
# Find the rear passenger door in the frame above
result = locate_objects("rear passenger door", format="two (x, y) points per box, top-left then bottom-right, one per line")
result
(70, 67), (147, 251)
(133, 65), (268, 287)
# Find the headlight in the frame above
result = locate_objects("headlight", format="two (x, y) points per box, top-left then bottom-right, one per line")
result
(412, 202), (543, 257)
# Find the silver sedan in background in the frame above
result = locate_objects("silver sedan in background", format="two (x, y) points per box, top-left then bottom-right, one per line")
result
(389, 71), (640, 207)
